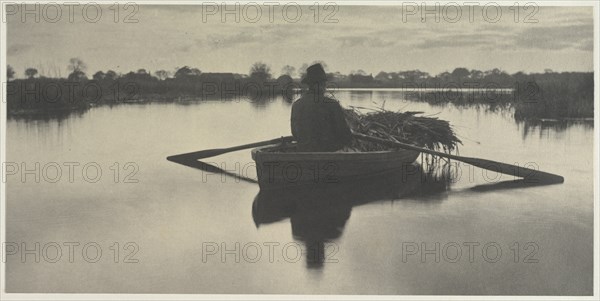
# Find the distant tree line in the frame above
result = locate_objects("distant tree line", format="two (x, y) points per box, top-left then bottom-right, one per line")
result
(5, 59), (594, 120)
(6, 59), (299, 114)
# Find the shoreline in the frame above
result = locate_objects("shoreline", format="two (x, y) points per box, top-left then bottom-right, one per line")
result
(7, 94), (596, 123)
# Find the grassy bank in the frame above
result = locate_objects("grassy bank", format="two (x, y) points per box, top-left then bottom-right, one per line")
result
(513, 75), (594, 120)
(6, 70), (594, 121)
(6, 76), (295, 116)
(406, 73), (594, 120)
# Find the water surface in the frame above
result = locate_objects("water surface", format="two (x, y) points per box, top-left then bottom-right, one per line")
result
(5, 90), (594, 295)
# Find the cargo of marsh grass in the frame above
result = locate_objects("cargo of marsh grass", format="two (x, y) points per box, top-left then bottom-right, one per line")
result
(344, 107), (462, 154)
(344, 107), (460, 182)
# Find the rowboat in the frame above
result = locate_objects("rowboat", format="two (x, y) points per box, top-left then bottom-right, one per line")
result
(251, 142), (420, 189)
(168, 132), (564, 187)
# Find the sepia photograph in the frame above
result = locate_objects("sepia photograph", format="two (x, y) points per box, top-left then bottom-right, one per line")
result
(0, 0), (598, 299)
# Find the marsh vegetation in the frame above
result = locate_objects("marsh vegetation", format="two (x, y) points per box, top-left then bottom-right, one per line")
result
(6, 60), (594, 121)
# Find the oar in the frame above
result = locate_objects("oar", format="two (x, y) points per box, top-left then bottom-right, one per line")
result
(353, 133), (564, 184)
(166, 136), (294, 161)
(167, 155), (259, 184)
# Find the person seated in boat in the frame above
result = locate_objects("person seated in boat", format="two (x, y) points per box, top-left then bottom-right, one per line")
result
(291, 63), (353, 152)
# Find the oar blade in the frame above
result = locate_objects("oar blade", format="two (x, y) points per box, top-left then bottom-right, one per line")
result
(166, 148), (227, 161)
(462, 157), (564, 184)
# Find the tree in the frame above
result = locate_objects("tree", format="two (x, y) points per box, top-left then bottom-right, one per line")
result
(174, 67), (191, 79)
(105, 70), (118, 80)
(174, 66), (201, 79)
(7, 65), (15, 79)
(68, 70), (88, 81)
(67, 58), (87, 81)
(437, 71), (451, 80)
(93, 71), (105, 81)
(512, 71), (527, 82)
(387, 72), (400, 81)
(328, 71), (347, 82)
(485, 68), (503, 76)
(451, 67), (470, 82)
(25, 68), (38, 79)
(349, 70), (374, 84)
(68, 58), (87, 73)
(469, 69), (484, 80)
(483, 68), (511, 86)
(130, 68), (153, 81)
(155, 70), (170, 80)
(249, 62), (272, 81)
(276, 74), (294, 90)
(398, 70), (429, 83)
(281, 65), (296, 77)
(375, 71), (391, 82)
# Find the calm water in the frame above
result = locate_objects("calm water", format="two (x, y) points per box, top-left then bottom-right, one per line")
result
(5, 90), (594, 295)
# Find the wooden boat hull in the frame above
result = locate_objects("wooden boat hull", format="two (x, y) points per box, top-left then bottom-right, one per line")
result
(251, 144), (420, 189)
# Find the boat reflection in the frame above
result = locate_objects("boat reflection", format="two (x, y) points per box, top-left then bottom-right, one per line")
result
(252, 164), (449, 269)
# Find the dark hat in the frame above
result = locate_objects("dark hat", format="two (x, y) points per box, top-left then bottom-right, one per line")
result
(301, 63), (327, 85)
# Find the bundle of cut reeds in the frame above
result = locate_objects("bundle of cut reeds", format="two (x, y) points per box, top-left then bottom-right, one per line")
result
(344, 107), (462, 157)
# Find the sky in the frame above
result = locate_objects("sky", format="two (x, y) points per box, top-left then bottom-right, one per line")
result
(6, 4), (595, 78)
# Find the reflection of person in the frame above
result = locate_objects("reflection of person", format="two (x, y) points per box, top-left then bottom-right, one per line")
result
(291, 63), (353, 152)
(252, 187), (352, 269)
(290, 197), (351, 269)
(252, 165), (447, 269)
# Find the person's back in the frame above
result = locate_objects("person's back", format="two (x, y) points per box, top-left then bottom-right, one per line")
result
(290, 64), (352, 152)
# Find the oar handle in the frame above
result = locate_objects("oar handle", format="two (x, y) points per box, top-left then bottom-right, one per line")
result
(167, 136), (295, 161)
(218, 136), (294, 154)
